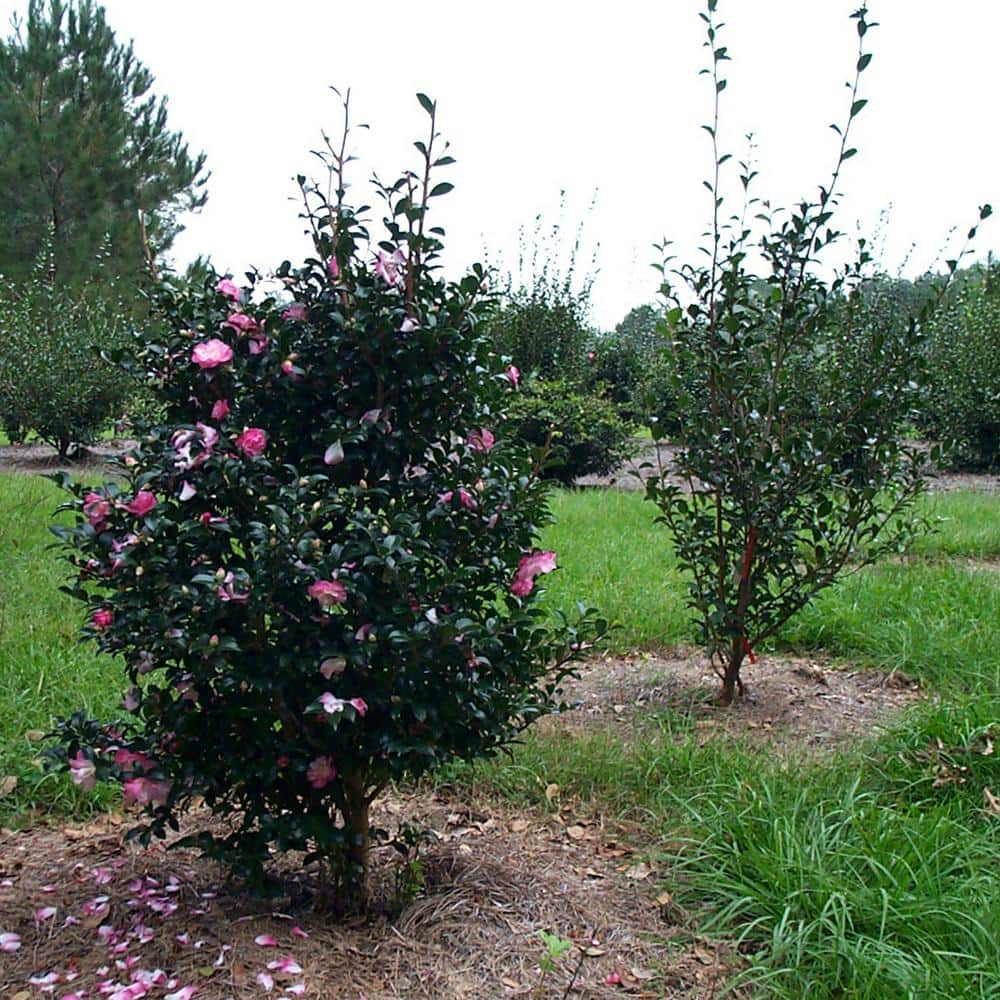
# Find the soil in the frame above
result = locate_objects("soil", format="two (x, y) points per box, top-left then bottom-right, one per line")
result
(546, 650), (924, 753)
(0, 782), (739, 1000)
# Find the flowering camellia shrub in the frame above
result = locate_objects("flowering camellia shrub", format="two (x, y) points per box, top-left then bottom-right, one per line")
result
(45, 93), (605, 902)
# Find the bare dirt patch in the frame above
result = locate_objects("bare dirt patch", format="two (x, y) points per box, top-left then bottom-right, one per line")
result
(548, 650), (923, 753)
(0, 440), (134, 478)
(0, 786), (737, 1000)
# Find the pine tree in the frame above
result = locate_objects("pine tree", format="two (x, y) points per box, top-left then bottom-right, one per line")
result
(0, 0), (207, 282)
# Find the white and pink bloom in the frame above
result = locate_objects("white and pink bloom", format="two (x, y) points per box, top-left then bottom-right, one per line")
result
(282, 303), (307, 322)
(323, 441), (345, 466)
(505, 364), (520, 387)
(467, 428), (495, 453)
(69, 751), (96, 791)
(178, 481), (197, 501)
(373, 248), (405, 287)
(216, 277), (242, 302)
(192, 339), (233, 369)
(235, 427), (267, 458)
(317, 693), (345, 714)
(196, 422), (219, 451)
(306, 756), (336, 790)
(0, 932), (21, 953)
(400, 316), (418, 333)
(216, 571), (250, 604)
(266, 954), (303, 976)
(122, 776), (171, 807)
(308, 580), (346, 607)
(510, 550), (557, 597)
(124, 491), (157, 517)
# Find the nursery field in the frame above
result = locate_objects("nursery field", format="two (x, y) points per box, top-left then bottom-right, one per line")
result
(1, 470), (999, 998)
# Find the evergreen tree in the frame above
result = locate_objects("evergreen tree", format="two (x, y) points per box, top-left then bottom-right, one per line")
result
(0, 0), (207, 282)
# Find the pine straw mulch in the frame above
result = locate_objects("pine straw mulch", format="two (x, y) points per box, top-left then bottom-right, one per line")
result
(546, 649), (924, 753)
(0, 785), (736, 1000)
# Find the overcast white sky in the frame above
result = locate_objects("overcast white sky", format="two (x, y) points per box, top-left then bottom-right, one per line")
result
(3, 1), (997, 327)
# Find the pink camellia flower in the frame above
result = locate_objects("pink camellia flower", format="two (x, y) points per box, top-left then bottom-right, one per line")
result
(282, 303), (307, 322)
(505, 364), (520, 387)
(360, 408), (381, 425)
(216, 277), (242, 302)
(192, 339), (233, 369)
(69, 751), (96, 791)
(438, 489), (475, 510)
(510, 550), (557, 597)
(114, 749), (155, 774)
(124, 491), (157, 517)
(122, 776), (171, 807)
(199, 511), (227, 527)
(216, 571), (250, 604)
(83, 491), (112, 529)
(306, 756), (336, 790)
(373, 248), (405, 287)
(254, 934), (278, 948)
(467, 428), (495, 453)
(317, 692), (345, 714)
(92, 608), (114, 630)
(235, 427), (267, 458)
(355, 623), (373, 642)
(400, 316), (418, 333)
(211, 398), (230, 422)
(349, 698), (368, 717)
(179, 481), (197, 501)
(308, 579), (346, 607)
(222, 312), (258, 335)
(247, 327), (269, 355)
(327, 256), (340, 279)
(0, 932), (21, 952)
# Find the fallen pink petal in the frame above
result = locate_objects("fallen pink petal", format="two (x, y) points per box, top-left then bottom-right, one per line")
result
(255, 934), (279, 947)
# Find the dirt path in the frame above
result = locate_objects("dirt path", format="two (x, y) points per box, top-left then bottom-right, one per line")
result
(576, 438), (1000, 494)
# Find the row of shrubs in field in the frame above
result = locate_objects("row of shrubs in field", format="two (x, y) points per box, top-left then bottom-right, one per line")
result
(488, 260), (1000, 481)
(1, 246), (998, 475)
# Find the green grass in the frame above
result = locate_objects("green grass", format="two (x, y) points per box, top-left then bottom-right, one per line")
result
(910, 490), (1000, 559)
(0, 474), (119, 819)
(539, 489), (689, 649)
(784, 561), (1000, 690)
